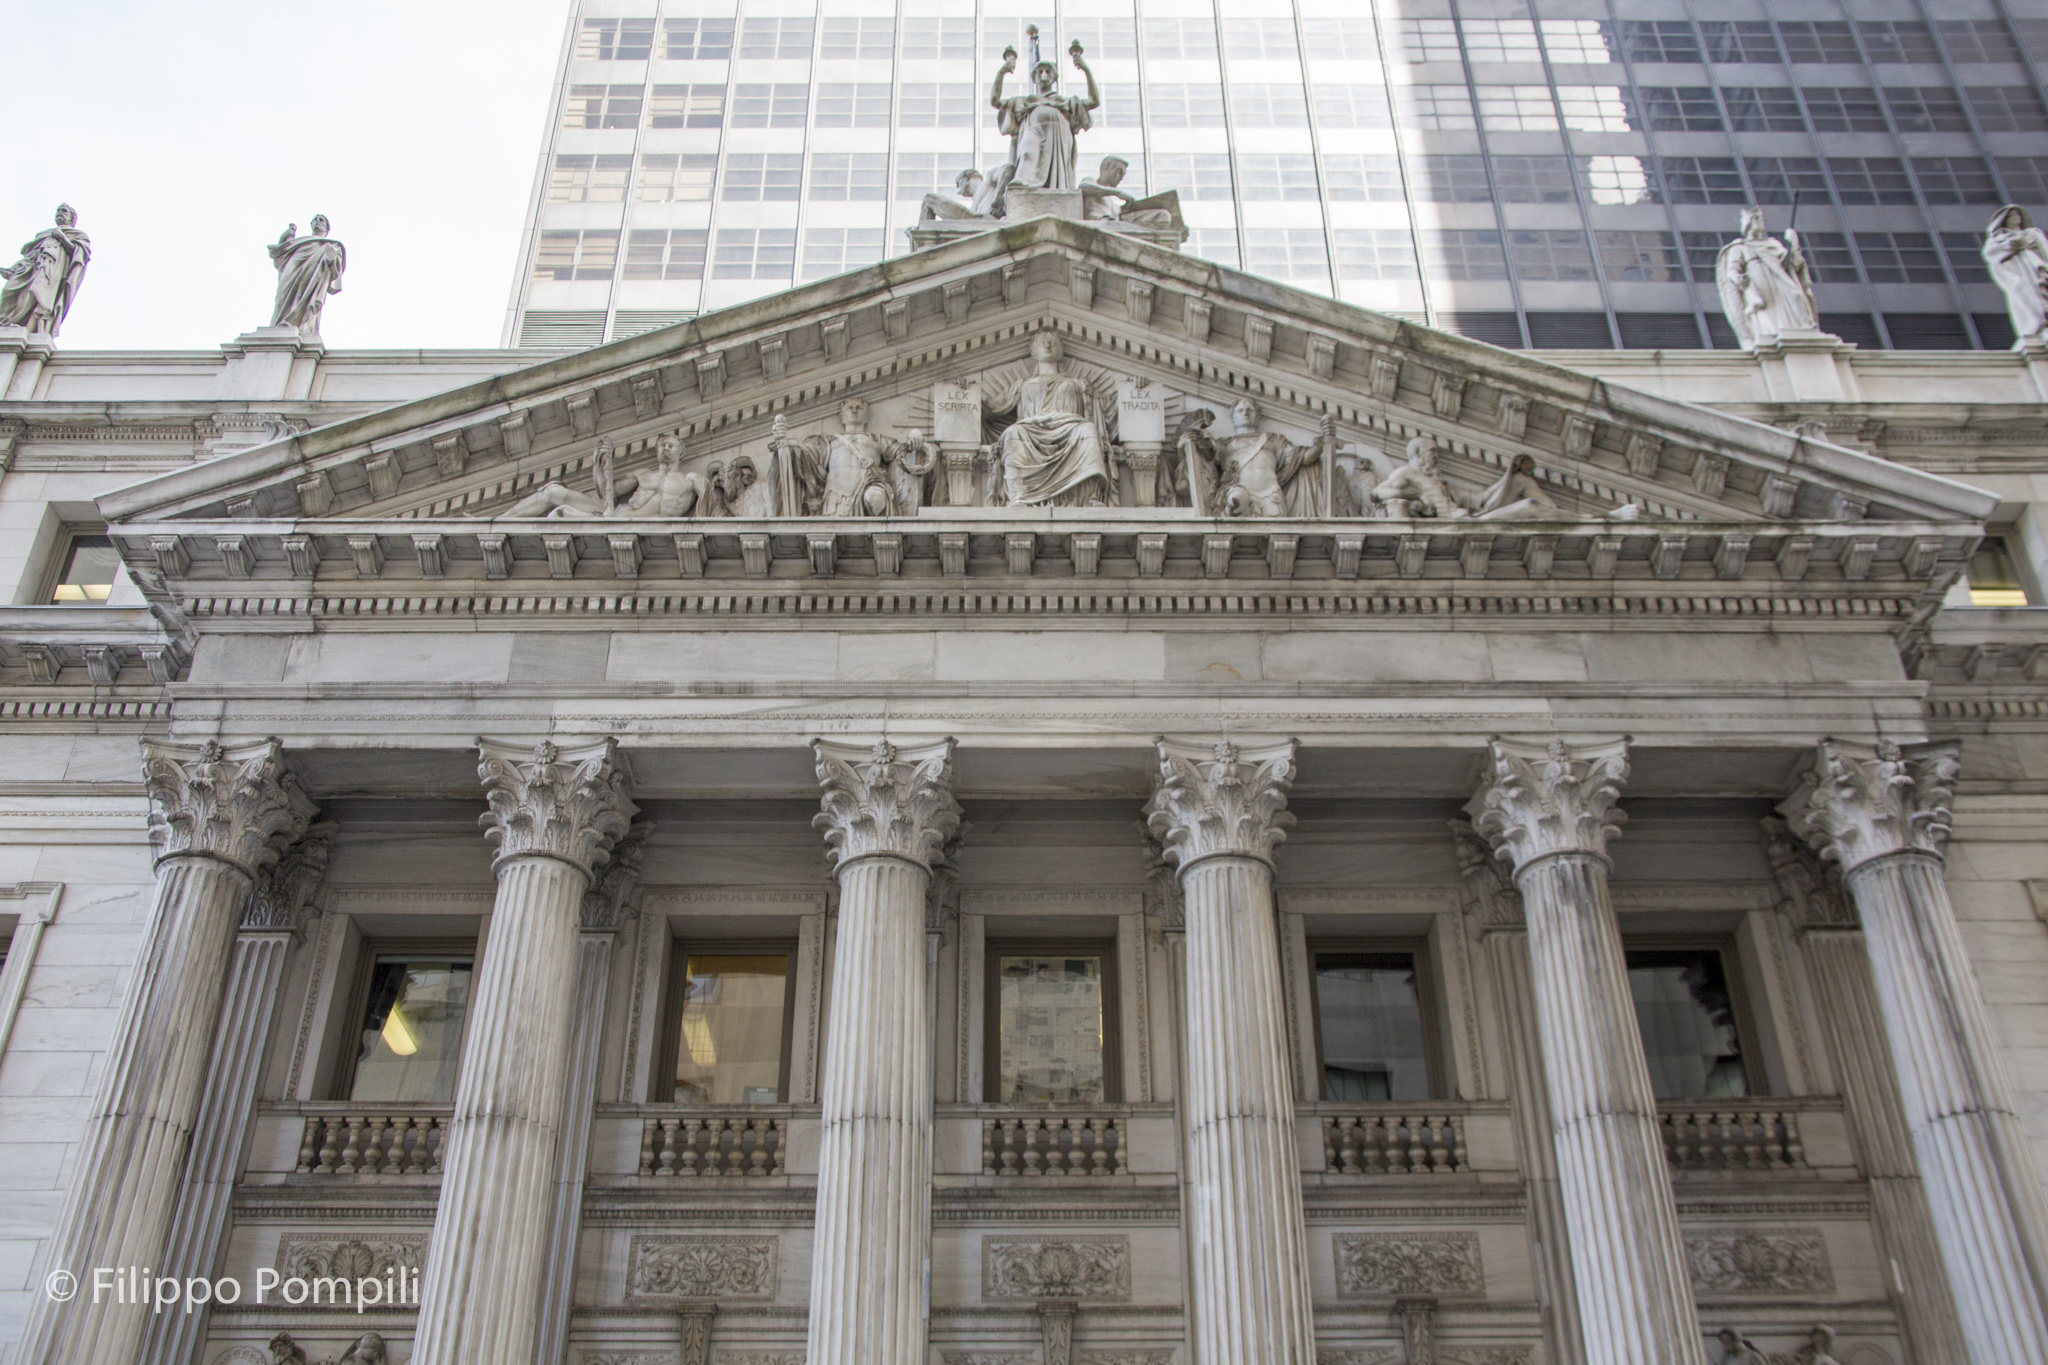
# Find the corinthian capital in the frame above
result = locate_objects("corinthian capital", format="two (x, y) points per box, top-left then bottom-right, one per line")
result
(142, 737), (318, 877)
(1466, 737), (1630, 874)
(1144, 737), (1297, 870)
(1778, 738), (1959, 875)
(244, 822), (337, 930)
(477, 737), (638, 876)
(812, 738), (963, 871)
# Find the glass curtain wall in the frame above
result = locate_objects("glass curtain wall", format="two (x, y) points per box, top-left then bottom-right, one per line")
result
(509, 0), (2048, 350)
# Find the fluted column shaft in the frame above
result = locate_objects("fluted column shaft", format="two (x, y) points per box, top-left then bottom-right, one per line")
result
(17, 738), (313, 1365)
(808, 853), (935, 1365)
(1178, 854), (1318, 1365)
(1515, 851), (1704, 1365)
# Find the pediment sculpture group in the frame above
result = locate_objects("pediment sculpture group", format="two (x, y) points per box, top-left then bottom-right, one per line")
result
(493, 329), (1642, 524)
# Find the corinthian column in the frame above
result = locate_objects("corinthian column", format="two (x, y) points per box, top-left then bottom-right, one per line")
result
(411, 738), (636, 1365)
(17, 739), (316, 1365)
(1143, 737), (1316, 1365)
(807, 738), (962, 1365)
(1780, 739), (2048, 1362)
(1466, 738), (1705, 1365)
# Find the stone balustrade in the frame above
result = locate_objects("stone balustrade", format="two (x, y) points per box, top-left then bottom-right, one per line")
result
(295, 1107), (449, 1176)
(637, 1110), (790, 1176)
(981, 1112), (1130, 1176)
(1317, 1108), (1470, 1175)
(1658, 1104), (1807, 1172)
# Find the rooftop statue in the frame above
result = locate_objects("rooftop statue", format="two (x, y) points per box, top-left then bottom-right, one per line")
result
(0, 203), (91, 337)
(990, 28), (1098, 196)
(1080, 157), (1175, 229)
(268, 215), (347, 337)
(1984, 204), (2048, 348)
(1715, 207), (1821, 348)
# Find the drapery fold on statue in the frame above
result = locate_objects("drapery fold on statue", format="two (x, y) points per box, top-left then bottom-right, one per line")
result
(998, 374), (1110, 505)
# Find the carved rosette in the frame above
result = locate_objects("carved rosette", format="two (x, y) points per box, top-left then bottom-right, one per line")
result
(1777, 739), (1960, 876)
(242, 822), (337, 931)
(582, 821), (653, 929)
(142, 737), (318, 878)
(1144, 737), (1297, 871)
(476, 737), (638, 876)
(811, 738), (963, 871)
(1465, 737), (1630, 875)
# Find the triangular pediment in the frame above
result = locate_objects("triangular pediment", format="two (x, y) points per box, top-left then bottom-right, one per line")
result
(98, 216), (1993, 543)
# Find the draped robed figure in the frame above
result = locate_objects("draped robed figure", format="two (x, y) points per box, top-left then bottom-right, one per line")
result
(268, 215), (347, 336)
(991, 331), (1113, 507)
(0, 204), (90, 336)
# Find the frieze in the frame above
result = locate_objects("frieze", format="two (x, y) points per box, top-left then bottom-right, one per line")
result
(1314, 1350), (1399, 1365)
(1078, 1353), (1176, 1365)
(274, 1234), (427, 1281)
(625, 1235), (780, 1301)
(716, 1354), (806, 1365)
(1683, 1227), (1835, 1296)
(941, 1354), (1038, 1365)
(581, 1355), (681, 1365)
(1332, 1231), (1486, 1298)
(982, 1237), (1132, 1301)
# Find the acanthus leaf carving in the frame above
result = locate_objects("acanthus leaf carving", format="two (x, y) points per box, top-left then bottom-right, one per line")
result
(1449, 817), (1522, 927)
(625, 1235), (778, 1300)
(243, 821), (337, 931)
(1776, 739), (1958, 876)
(1759, 815), (1855, 929)
(142, 737), (319, 878)
(1144, 737), (1296, 869)
(812, 738), (963, 871)
(1683, 1227), (1834, 1295)
(1465, 736), (1629, 874)
(982, 1236), (1132, 1301)
(476, 736), (637, 876)
(275, 1234), (426, 1282)
(1332, 1232), (1485, 1297)
(583, 820), (653, 929)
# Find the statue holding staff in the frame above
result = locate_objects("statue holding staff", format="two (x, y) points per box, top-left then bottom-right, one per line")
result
(1715, 207), (1819, 348)
(1983, 204), (2048, 347)
(990, 27), (1099, 194)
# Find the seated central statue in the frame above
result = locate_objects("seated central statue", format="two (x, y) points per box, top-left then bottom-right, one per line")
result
(998, 332), (1110, 507)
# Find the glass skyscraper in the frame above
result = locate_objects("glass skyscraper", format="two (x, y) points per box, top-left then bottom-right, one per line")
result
(505, 0), (2048, 352)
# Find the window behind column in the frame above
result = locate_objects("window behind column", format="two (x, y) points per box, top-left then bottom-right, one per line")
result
(1624, 946), (1753, 1098)
(47, 530), (119, 604)
(1310, 950), (1437, 1101)
(986, 943), (1120, 1103)
(662, 945), (796, 1103)
(336, 951), (475, 1103)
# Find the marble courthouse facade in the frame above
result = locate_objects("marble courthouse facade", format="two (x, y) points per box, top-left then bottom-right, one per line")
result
(4, 214), (2048, 1365)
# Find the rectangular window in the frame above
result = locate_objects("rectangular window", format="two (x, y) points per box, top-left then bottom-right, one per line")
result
(1721, 86), (1805, 132)
(1334, 229), (1419, 280)
(1476, 85), (1558, 131)
(988, 946), (1118, 1103)
(1967, 535), (2033, 606)
(1937, 19), (2021, 65)
(1744, 156), (1830, 205)
(1700, 22), (1781, 64)
(808, 152), (888, 201)
(1097, 85), (1142, 130)
(1856, 231), (1947, 283)
(815, 82), (892, 127)
(1997, 158), (2048, 204)
(49, 532), (118, 603)
(1395, 84), (1475, 130)
(730, 83), (810, 128)
(738, 17), (814, 60)
(1245, 228), (1331, 284)
(1491, 154), (1574, 203)
(1625, 948), (1751, 1099)
(563, 84), (645, 130)
(1222, 17), (1299, 61)
(1658, 156), (1746, 204)
(667, 949), (794, 1103)
(720, 153), (803, 201)
(1408, 154), (1492, 202)
(1580, 154), (1656, 205)
(1598, 230), (1685, 282)
(820, 17), (895, 61)
(624, 228), (709, 281)
(340, 954), (474, 1103)
(1460, 19), (1541, 63)
(1064, 18), (1137, 60)
(1233, 83), (1309, 128)
(712, 228), (796, 280)
(802, 228), (885, 279)
(1313, 84), (1392, 130)
(1971, 87), (2048, 132)
(1236, 154), (1321, 201)
(1777, 22), (1860, 65)
(1541, 20), (1614, 64)
(1555, 85), (1632, 131)
(901, 17), (973, 60)
(1151, 84), (1226, 128)
(1150, 153), (1235, 201)
(1321, 154), (1405, 202)
(1883, 86), (1972, 133)
(1143, 17), (1218, 60)
(1312, 951), (1433, 1101)
(663, 17), (734, 61)
(898, 82), (974, 127)
(1801, 231), (1863, 282)
(1829, 157), (1916, 205)
(1636, 85), (1723, 131)
(1303, 18), (1379, 61)
(635, 154), (717, 202)
(1420, 229), (1509, 281)
(648, 84), (724, 128)
(1618, 20), (1701, 65)
(547, 153), (633, 203)
(1681, 231), (1735, 282)
(894, 152), (951, 201)
(1856, 20), (1940, 64)
(531, 229), (618, 282)
(1509, 229), (1596, 281)
(1388, 18), (1462, 64)
(578, 17), (655, 62)
(1802, 87), (1889, 132)
(1943, 232), (1991, 283)
(1188, 226), (1241, 270)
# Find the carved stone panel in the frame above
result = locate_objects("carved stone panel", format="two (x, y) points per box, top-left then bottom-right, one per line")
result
(1116, 378), (1166, 444)
(1683, 1228), (1835, 1296)
(982, 1236), (1132, 1301)
(942, 1354), (1038, 1365)
(274, 1234), (427, 1282)
(1332, 1232), (1486, 1298)
(625, 1235), (780, 1301)
(582, 1355), (682, 1365)
(1315, 1350), (1399, 1365)
(716, 1355), (806, 1365)
(934, 381), (983, 444)
(1080, 1354), (1177, 1365)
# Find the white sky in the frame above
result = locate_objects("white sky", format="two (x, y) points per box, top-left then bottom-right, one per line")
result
(3, 0), (574, 351)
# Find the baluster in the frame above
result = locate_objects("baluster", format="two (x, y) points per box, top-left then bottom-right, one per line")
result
(391, 1116), (418, 1175)
(722, 1118), (744, 1175)
(379, 1116), (404, 1174)
(1672, 1111), (1698, 1169)
(1427, 1116), (1452, 1172)
(639, 1119), (659, 1175)
(982, 1119), (997, 1175)
(1322, 1119), (1340, 1172)
(1088, 1118), (1109, 1175)
(648, 1118), (673, 1175)
(424, 1117), (446, 1174)
(336, 1114), (365, 1174)
(678, 1117), (702, 1176)
(999, 1119), (1021, 1175)
(1450, 1114), (1469, 1171)
(1781, 1113), (1804, 1170)
(749, 1118), (771, 1176)
(1024, 1120), (1045, 1176)
(1362, 1117), (1387, 1174)
(1711, 1112), (1736, 1169)
(296, 1118), (321, 1174)
(1738, 1111), (1765, 1169)
(1060, 1119), (1079, 1175)
(1049, 1119), (1069, 1175)
(1327, 1116), (1353, 1174)
(769, 1118), (787, 1175)
(1403, 1116), (1427, 1174)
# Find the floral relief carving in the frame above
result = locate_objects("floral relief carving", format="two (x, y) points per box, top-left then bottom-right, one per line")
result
(1314, 1350), (1399, 1365)
(476, 736), (638, 875)
(143, 737), (319, 877)
(982, 1237), (1132, 1301)
(582, 820), (652, 929)
(716, 1354), (806, 1365)
(813, 738), (964, 871)
(1443, 1351), (1535, 1365)
(1144, 738), (1297, 868)
(1332, 1232), (1486, 1298)
(625, 1236), (779, 1301)
(1684, 1228), (1835, 1295)
(1466, 737), (1630, 874)
(243, 822), (336, 931)
(942, 1354), (1038, 1365)
(1777, 739), (1960, 876)
(274, 1235), (426, 1282)
(1079, 1354), (1175, 1365)
(581, 1355), (680, 1365)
